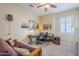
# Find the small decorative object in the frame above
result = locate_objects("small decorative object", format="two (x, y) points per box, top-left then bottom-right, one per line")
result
(36, 23), (39, 29)
(43, 24), (51, 30)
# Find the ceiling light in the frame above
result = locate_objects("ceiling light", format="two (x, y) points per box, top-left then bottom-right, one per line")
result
(45, 4), (50, 8)
(29, 3), (56, 11)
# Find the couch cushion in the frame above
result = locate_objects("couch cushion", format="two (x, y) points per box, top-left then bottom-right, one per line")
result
(14, 47), (31, 56)
(6, 39), (35, 52)
(14, 42), (35, 52)
(0, 38), (18, 56)
(0, 53), (12, 56)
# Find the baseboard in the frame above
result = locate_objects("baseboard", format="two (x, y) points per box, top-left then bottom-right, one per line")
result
(61, 42), (73, 46)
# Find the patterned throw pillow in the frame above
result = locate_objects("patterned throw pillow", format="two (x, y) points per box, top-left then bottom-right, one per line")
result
(13, 47), (31, 56)
(8, 39), (15, 46)
(6, 38), (17, 47)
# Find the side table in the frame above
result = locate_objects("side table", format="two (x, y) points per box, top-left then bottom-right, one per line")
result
(54, 37), (60, 45)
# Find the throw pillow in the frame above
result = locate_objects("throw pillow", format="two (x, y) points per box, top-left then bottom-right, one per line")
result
(6, 38), (17, 46)
(9, 39), (15, 46)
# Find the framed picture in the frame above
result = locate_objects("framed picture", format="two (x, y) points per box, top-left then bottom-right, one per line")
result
(28, 20), (37, 30)
(21, 22), (29, 28)
(21, 20), (37, 29)
(43, 24), (51, 30)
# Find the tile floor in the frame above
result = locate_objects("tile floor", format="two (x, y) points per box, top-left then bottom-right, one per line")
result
(29, 42), (74, 56)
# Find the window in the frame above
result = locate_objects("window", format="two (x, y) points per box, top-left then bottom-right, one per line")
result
(60, 16), (74, 33)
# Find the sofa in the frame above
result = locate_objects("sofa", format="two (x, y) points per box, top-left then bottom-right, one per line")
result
(36, 32), (54, 42)
(0, 38), (42, 56)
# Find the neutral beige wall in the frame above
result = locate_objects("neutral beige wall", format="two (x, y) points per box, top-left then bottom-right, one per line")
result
(55, 8), (79, 33)
(39, 8), (79, 45)
(39, 14), (55, 33)
(55, 8), (79, 45)
(0, 4), (39, 42)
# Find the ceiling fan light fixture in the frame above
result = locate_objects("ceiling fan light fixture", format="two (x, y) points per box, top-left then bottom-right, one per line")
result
(45, 4), (50, 8)
(29, 3), (57, 11)
(45, 8), (47, 11)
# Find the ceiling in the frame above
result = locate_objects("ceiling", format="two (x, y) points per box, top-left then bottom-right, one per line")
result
(18, 3), (79, 16)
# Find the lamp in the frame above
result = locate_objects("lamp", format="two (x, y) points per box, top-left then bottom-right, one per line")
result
(6, 14), (13, 38)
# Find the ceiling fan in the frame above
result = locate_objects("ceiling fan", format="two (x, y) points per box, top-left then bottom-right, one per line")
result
(29, 3), (56, 11)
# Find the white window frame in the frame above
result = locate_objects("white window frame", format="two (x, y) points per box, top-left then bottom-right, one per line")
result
(60, 16), (74, 33)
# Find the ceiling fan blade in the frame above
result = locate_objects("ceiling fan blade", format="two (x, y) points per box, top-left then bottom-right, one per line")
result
(37, 5), (45, 8)
(50, 4), (56, 8)
(29, 4), (34, 7)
